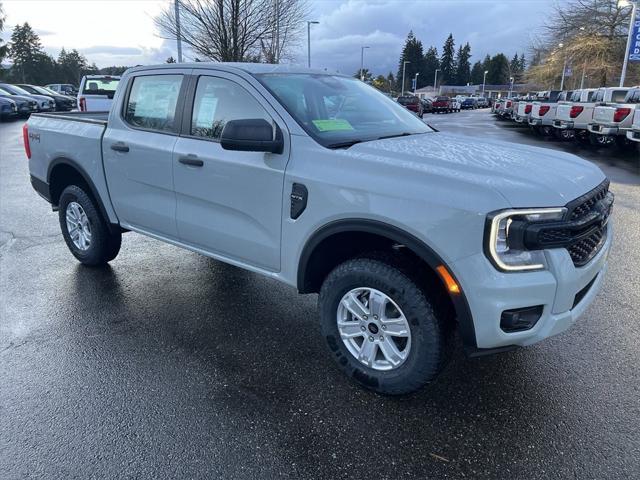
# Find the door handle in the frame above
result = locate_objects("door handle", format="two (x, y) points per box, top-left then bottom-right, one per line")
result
(110, 142), (129, 153)
(178, 155), (204, 167)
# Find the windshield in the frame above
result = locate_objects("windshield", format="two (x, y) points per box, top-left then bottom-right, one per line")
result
(0, 84), (31, 95)
(31, 85), (56, 96)
(0, 88), (11, 96)
(255, 73), (431, 148)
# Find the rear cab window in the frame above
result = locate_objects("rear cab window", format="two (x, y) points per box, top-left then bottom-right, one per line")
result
(82, 77), (121, 98)
(123, 74), (183, 133)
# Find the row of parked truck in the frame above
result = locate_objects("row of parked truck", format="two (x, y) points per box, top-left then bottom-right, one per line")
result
(492, 86), (640, 149)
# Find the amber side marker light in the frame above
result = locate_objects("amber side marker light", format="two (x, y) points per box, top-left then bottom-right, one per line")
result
(436, 265), (461, 295)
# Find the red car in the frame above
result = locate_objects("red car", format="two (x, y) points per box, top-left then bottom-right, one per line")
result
(431, 96), (452, 113)
(397, 95), (424, 117)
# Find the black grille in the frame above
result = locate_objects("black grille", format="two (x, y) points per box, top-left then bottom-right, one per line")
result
(567, 227), (605, 266)
(523, 180), (613, 268)
(569, 181), (609, 221)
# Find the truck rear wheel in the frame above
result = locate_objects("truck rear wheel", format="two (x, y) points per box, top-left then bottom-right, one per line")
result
(58, 185), (121, 266)
(318, 255), (451, 395)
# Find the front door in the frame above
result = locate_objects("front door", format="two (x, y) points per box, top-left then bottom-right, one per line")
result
(172, 73), (290, 271)
(103, 70), (189, 238)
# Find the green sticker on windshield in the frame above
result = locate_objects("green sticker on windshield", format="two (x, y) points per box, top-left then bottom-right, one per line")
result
(312, 119), (354, 132)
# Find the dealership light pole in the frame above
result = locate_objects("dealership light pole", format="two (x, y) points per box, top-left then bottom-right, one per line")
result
(509, 76), (514, 97)
(619, 0), (638, 87)
(414, 72), (419, 93)
(307, 21), (319, 68)
(401, 61), (410, 96)
(360, 46), (370, 81)
(482, 70), (488, 95)
(175, 0), (183, 63)
(433, 68), (440, 93)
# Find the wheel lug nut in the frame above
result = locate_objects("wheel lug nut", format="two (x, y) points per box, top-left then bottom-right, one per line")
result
(360, 326), (366, 331)
(363, 315), (368, 320)
(373, 315), (378, 320)
(368, 336), (374, 342)
(381, 325), (387, 330)
(379, 336), (384, 341)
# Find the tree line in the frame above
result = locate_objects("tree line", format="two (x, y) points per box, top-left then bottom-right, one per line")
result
(0, 22), (129, 85)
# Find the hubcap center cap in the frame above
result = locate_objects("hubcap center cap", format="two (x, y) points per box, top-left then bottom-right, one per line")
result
(367, 323), (379, 334)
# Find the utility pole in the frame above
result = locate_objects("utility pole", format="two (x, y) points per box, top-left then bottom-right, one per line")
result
(558, 43), (567, 90)
(360, 46), (370, 81)
(401, 61), (410, 96)
(307, 21), (319, 68)
(620, 0), (638, 87)
(175, 0), (183, 63)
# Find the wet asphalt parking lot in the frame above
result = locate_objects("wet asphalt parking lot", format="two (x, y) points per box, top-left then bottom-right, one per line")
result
(1, 110), (639, 479)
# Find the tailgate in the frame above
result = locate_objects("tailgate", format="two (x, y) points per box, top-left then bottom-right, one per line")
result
(593, 106), (615, 124)
(556, 104), (573, 121)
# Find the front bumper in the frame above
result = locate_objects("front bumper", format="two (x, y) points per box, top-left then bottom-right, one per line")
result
(452, 223), (612, 349)
(626, 129), (640, 143)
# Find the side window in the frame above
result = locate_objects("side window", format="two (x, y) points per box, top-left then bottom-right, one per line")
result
(191, 76), (271, 140)
(124, 75), (183, 132)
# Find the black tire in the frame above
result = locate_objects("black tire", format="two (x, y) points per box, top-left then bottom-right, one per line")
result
(589, 133), (613, 147)
(58, 184), (121, 266)
(319, 255), (452, 395)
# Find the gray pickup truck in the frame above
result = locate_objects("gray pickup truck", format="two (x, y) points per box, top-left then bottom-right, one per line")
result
(25, 63), (613, 394)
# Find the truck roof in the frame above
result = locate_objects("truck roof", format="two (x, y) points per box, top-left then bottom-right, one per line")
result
(126, 62), (343, 77)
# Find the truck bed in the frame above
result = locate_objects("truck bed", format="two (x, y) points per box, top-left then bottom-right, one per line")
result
(32, 111), (110, 124)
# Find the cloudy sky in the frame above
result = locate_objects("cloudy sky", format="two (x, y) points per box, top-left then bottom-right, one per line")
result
(1, 0), (556, 75)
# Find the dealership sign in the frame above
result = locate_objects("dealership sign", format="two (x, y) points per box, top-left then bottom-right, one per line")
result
(630, 16), (640, 62)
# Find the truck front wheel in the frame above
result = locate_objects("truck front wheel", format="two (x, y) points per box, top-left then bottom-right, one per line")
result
(319, 255), (451, 395)
(58, 185), (121, 266)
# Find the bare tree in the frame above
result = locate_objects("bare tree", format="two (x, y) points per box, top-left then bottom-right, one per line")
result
(155, 0), (308, 63)
(527, 0), (638, 87)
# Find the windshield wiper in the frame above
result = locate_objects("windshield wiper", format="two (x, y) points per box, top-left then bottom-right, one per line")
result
(376, 132), (414, 140)
(326, 139), (364, 149)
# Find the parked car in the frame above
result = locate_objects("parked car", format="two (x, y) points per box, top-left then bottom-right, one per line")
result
(397, 95), (424, 117)
(0, 83), (55, 112)
(25, 63), (613, 395)
(0, 87), (39, 116)
(432, 96), (452, 113)
(45, 83), (79, 96)
(420, 98), (433, 114)
(77, 75), (121, 112)
(529, 90), (571, 136)
(625, 88), (640, 145)
(461, 97), (478, 110)
(0, 96), (18, 120)
(588, 86), (639, 147)
(450, 97), (461, 112)
(554, 87), (628, 142)
(475, 97), (489, 108)
(16, 84), (77, 111)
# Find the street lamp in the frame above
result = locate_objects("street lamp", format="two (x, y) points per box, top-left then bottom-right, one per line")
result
(619, 0), (638, 87)
(360, 46), (370, 81)
(175, 0), (183, 63)
(306, 21), (319, 68)
(433, 68), (440, 92)
(482, 70), (488, 95)
(509, 76), (514, 97)
(414, 72), (420, 94)
(401, 61), (411, 96)
(558, 42), (568, 90)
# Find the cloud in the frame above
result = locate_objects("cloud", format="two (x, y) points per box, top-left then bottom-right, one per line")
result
(291, 0), (555, 76)
(80, 46), (144, 56)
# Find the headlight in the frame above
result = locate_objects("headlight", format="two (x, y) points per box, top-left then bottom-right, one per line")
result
(485, 207), (566, 271)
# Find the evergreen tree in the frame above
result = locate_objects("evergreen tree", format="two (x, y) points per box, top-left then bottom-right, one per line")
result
(166, 56), (176, 63)
(455, 42), (471, 84)
(470, 61), (485, 84)
(439, 34), (455, 84)
(0, 2), (7, 64)
(396, 31), (427, 92)
(423, 46), (439, 90)
(487, 53), (510, 85)
(9, 23), (44, 82)
(57, 48), (90, 84)
(354, 68), (372, 83)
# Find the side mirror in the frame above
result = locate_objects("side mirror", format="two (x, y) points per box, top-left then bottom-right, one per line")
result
(220, 119), (284, 154)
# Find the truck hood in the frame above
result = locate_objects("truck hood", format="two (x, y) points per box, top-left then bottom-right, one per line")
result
(345, 132), (605, 207)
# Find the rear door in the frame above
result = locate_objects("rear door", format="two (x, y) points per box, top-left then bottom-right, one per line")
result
(103, 69), (190, 239)
(172, 71), (290, 271)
